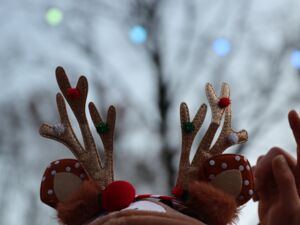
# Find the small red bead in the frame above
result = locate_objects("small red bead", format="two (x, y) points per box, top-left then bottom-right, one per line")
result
(67, 88), (80, 100)
(102, 180), (135, 212)
(218, 97), (231, 108)
(172, 185), (184, 198)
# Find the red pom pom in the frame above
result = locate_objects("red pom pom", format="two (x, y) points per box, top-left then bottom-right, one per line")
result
(102, 181), (135, 212)
(67, 88), (80, 100)
(218, 97), (231, 108)
(172, 185), (184, 198)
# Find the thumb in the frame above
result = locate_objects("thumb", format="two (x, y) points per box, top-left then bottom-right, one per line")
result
(272, 155), (298, 204)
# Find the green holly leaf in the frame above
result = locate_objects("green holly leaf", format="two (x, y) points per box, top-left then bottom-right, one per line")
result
(96, 122), (109, 134)
(182, 122), (195, 134)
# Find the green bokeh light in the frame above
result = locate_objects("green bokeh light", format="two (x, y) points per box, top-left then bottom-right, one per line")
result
(46, 8), (63, 26)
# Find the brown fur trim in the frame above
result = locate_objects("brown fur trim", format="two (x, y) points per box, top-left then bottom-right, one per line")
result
(57, 180), (101, 225)
(186, 181), (239, 225)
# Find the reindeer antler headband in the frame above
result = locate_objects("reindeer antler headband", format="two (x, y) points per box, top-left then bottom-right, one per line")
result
(175, 83), (248, 191)
(40, 67), (115, 191)
(40, 67), (254, 215)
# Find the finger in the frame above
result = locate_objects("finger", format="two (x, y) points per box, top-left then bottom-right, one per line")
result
(288, 110), (300, 147)
(252, 166), (260, 202)
(255, 147), (296, 178)
(288, 110), (300, 186)
(272, 155), (299, 204)
(288, 110), (300, 165)
(251, 166), (260, 201)
(256, 155), (265, 165)
(255, 147), (297, 190)
(252, 186), (260, 202)
(252, 165), (256, 174)
(252, 192), (260, 202)
(253, 155), (263, 189)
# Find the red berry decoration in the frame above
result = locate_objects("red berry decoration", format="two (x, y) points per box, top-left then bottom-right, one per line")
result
(172, 185), (184, 198)
(102, 180), (136, 212)
(218, 97), (231, 108)
(67, 88), (80, 100)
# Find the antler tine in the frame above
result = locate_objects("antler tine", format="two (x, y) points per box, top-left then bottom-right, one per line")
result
(191, 83), (229, 167)
(89, 102), (116, 185)
(39, 93), (84, 157)
(209, 82), (248, 154)
(206, 83), (222, 124)
(55, 67), (94, 149)
(176, 102), (207, 189)
(221, 82), (230, 98)
(40, 67), (113, 191)
(175, 82), (248, 192)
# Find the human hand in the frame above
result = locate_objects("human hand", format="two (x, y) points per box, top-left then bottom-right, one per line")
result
(253, 110), (300, 225)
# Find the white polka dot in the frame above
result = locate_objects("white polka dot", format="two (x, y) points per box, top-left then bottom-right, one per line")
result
(54, 160), (60, 165)
(244, 157), (248, 162)
(53, 123), (65, 136)
(47, 164), (51, 169)
(239, 165), (244, 171)
(80, 174), (85, 179)
(74, 162), (80, 168)
(246, 165), (250, 171)
(244, 180), (249, 186)
(209, 174), (215, 180)
(65, 167), (71, 172)
(235, 156), (241, 161)
(227, 133), (239, 144)
(249, 189), (254, 195)
(209, 160), (215, 166)
(51, 170), (56, 176)
(42, 176), (46, 182)
(221, 163), (228, 169)
(47, 189), (53, 195)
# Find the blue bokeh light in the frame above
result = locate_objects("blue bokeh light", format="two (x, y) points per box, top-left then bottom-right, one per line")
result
(212, 38), (231, 56)
(129, 25), (147, 44)
(291, 50), (300, 69)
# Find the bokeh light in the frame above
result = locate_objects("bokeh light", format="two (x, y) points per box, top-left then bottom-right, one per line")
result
(46, 8), (63, 26)
(129, 25), (147, 44)
(291, 50), (300, 69)
(212, 38), (231, 56)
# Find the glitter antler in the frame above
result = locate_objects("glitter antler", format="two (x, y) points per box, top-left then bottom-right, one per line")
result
(175, 83), (248, 190)
(39, 67), (116, 190)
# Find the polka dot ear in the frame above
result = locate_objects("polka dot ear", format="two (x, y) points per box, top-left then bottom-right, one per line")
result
(202, 154), (254, 205)
(40, 159), (88, 208)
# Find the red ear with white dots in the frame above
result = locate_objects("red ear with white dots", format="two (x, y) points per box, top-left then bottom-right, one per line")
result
(202, 154), (254, 205)
(40, 159), (88, 208)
